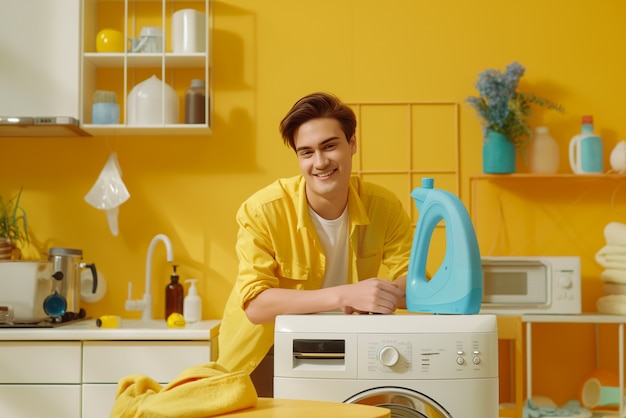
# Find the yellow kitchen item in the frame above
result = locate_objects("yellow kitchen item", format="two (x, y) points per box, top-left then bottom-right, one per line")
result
(96, 29), (124, 53)
(96, 315), (121, 328)
(167, 312), (186, 328)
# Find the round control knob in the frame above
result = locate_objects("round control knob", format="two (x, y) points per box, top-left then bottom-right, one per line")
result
(472, 356), (481, 365)
(378, 346), (400, 367)
(456, 356), (465, 365)
(558, 275), (572, 289)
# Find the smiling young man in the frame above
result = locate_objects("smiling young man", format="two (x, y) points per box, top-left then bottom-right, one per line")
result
(217, 92), (414, 396)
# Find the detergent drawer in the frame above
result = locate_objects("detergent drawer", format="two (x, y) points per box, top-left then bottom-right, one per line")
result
(480, 256), (581, 315)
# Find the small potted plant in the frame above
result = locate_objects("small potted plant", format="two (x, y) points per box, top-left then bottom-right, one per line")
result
(0, 188), (28, 260)
(466, 61), (563, 174)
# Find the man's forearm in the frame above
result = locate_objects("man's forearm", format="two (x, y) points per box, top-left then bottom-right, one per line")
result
(245, 287), (342, 324)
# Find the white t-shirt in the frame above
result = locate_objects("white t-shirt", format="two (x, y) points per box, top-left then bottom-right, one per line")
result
(308, 205), (349, 288)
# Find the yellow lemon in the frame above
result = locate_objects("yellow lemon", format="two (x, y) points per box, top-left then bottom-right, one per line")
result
(167, 312), (186, 328)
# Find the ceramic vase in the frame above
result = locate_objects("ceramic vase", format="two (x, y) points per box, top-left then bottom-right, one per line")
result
(483, 130), (516, 174)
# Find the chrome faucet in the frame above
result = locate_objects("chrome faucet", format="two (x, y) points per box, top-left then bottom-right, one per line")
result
(125, 233), (174, 320)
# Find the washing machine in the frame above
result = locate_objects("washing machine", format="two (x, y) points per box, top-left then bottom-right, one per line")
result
(274, 313), (499, 418)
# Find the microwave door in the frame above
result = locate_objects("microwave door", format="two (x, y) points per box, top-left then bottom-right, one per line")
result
(482, 262), (549, 306)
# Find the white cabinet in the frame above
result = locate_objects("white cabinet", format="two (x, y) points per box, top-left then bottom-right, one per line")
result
(82, 341), (212, 418)
(0, 0), (81, 119)
(80, 0), (213, 136)
(0, 320), (219, 417)
(0, 342), (82, 418)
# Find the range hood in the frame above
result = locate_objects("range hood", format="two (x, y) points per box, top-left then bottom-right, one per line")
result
(0, 117), (91, 137)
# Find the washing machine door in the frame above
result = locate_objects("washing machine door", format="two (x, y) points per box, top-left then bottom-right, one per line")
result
(345, 387), (452, 418)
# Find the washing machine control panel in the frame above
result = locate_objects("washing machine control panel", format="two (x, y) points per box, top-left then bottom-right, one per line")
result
(273, 313), (499, 382)
(358, 332), (497, 379)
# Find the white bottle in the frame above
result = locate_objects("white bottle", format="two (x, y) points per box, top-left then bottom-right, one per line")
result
(529, 126), (560, 174)
(183, 279), (202, 323)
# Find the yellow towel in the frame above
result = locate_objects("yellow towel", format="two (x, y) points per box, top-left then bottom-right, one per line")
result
(110, 362), (258, 418)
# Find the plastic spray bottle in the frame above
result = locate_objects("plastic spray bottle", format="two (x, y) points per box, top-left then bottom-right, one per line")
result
(183, 279), (202, 323)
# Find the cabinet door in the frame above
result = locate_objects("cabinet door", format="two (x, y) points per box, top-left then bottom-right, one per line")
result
(0, 0), (80, 118)
(83, 341), (211, 383)
(0, 341), (81, 383)
(83, 384), (117, 418)
(0, 385), (81, 418)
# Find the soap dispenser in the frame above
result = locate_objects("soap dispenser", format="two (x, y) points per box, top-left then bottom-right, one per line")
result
(165, 265), (183, 320)
(183, 279), (202, 323)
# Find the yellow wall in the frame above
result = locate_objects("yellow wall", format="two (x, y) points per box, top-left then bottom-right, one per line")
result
(2, 0), (626, 406)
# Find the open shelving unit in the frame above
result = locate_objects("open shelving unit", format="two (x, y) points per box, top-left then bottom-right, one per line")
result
(80, 0), (213, 136)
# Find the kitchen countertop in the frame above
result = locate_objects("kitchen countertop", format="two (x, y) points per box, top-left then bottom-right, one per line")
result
(0, 319), (220, 340)
(219, 398), (390, 418)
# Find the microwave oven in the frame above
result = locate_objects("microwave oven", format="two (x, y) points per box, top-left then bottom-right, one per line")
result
(479, 256), (581, 315)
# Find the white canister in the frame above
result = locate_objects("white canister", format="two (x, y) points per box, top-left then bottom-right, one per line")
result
(610, 140), (626, 172)
(528, 126), (559, 174)
(172, 9), (206, 53)
(127, 75), (179, 125)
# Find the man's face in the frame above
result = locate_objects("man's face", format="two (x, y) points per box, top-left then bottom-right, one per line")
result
(293, 117), (356, 209)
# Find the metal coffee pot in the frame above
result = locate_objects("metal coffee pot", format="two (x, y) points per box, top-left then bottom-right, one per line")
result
(44, 248), (97, 320)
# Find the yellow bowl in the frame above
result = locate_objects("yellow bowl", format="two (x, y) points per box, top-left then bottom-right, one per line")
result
(96, 29), (124, 53)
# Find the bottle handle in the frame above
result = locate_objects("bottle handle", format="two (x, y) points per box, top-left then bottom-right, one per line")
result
(569, 135), (581, 173)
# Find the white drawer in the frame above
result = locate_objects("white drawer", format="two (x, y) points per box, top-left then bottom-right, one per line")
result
(0, 385), (81, 418)
(83, 341), (211, 383)
(0, 341), (81, 383)
(83, 384), (117, 418)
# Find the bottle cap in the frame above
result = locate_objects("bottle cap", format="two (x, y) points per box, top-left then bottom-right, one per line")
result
(190, 79), (205, 89)
(185, 278), (199, 295)
(582, 115), (594, 124)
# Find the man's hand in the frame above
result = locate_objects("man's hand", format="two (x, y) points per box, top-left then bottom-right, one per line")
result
(339, 278), (404, 314)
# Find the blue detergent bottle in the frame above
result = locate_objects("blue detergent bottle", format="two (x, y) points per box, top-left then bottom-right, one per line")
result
(406, 178), (483, 314)
(569, 115), (604, 174)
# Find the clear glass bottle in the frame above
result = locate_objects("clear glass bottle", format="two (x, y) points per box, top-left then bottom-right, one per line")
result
(184, 79), (206, 124)
(529, 126), (559, 174)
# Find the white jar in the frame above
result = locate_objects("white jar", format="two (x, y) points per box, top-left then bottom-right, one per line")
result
(172, 9), (206, 53)
(529, 126), (559, 174)
(127, 75), (179, 125)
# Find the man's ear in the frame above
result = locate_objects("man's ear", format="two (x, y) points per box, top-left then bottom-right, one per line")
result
(350, 135), (357, 154)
